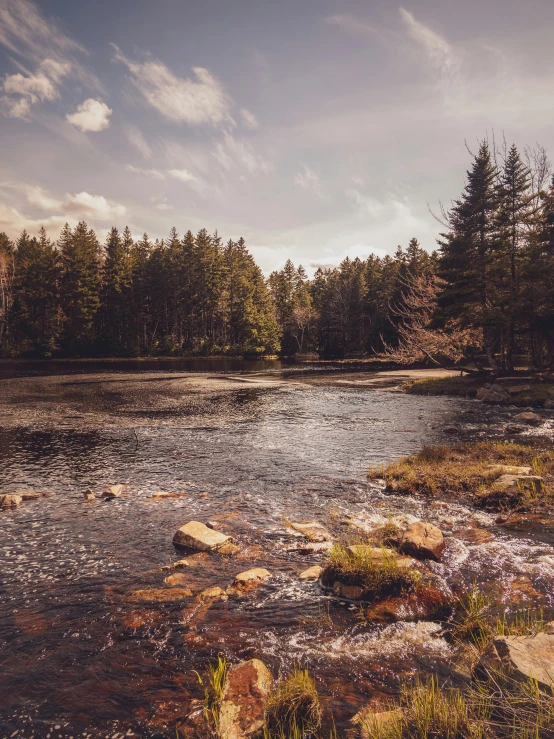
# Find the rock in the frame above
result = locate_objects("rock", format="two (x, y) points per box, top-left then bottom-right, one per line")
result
(506, 384), (532, 394)
(83, 489), (95, 501)
(172, 521), (232, 551)
(544, 399), (554, 410)
(477, 385), (510, 404)
(164, 572), (190, 586)
(363, 582), (453, 623)
(151, 491), (188, 499)
(218, 542), (241, 556)
(218, 659), (272, 739)
(126, 588), (193, 603)
(443, 425), (460, 434)
(352, 707), (402, 738)
(19, 491), (43, 501)
(347, 545), (414, 568)
(0, 494), (22, 509)
(454, 525), (493, 544)
(398, 522), (445, 561)
(298, 565), (323, 581)
(477, 634), (554, 692)
(102, 484), (123, 499)
(487, 464), (532, 476)
(161, 558), (191, 572)
(198, 586), (227, 601)
(491, 474), (543, 492)
(286, 541), (333, 554)
(513, 411), (543, 426)
(230, 568), (271, 592)
(506, 424), (524, 434)
(287, 521), (332, 542)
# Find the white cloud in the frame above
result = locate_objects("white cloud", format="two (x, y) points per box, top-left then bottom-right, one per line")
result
(26, 185), (63, 210)
(66, 98), (112, 132)
(240, 107), (259, 129)
(0, 202), (72, 237)
(2, 58), (71, 118)
(126, 124), (152, 159)
(294, 164), (325, 199)
(212, 132), (272, 175)
(156, 203), (174, 211)
(168, 168), (198, 184)
(65, 192), (126, 220)
(112, 44), (232, 126)
(324, 14), (378, 39)
(126, 164), (165, 180)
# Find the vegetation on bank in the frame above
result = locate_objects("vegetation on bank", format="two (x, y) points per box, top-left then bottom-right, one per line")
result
(368, 442), (554, 511)
(406, 376), (554, 406)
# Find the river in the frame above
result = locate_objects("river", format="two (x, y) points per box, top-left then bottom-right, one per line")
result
(1, 360), (553, 738)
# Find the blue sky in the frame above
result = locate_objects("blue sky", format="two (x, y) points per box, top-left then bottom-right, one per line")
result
(1, 0), (554, 273)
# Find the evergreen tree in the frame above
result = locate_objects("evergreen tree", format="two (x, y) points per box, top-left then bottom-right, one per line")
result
(101, 227), (133, 353)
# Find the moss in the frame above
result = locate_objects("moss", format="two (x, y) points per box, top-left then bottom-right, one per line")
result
(368, 442), (554, 511)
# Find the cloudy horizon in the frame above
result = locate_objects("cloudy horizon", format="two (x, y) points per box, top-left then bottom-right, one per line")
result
(1, 0), (554, 274)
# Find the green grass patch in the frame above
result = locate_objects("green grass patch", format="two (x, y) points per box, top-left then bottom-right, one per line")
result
(263, 667), (322, 739)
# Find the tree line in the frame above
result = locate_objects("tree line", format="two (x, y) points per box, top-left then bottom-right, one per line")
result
(1, 138), (554, 370)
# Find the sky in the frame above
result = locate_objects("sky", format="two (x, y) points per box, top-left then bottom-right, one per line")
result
(1, 0), (554, 274)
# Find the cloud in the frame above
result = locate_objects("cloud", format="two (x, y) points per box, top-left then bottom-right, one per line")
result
(66, 98), (112, 132)
(240, 108), (259, 129)
(294, 164), (325, 199)
(0, 202), (70, 236)
(65, 191), (126, 220)
(25, 185), (63, 211)
(324, 14), (378, 39)
(2, 58), (71, 118)
(126, 164), (165, 180)
(212, 132), (272, 175)
(126, 124), (152, 159)
(156, 203), (174, 211)
(168, 168), (198, 184)
(112, 44), (232, 126)
(310, 242), (389, 270)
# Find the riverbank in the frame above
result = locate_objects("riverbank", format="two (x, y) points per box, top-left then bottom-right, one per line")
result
(406, 374), (554, 408)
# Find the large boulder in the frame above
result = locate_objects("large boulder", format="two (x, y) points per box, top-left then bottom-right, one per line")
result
(398, 522), (445, 561)
(0, 494), (22, 509)
(513, 411), (543, 426)
(218, 659), (272, 739)
(287, 521), (332, 542)
(476, 385), (510, 404)
(477, 634), (554, 693)
(173, 521), (232, 551)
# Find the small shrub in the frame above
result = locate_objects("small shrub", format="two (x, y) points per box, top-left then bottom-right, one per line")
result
(264, 667), (322, 738)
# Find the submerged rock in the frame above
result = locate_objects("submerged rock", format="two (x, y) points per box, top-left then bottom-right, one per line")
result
(19, 491), (43, 501)
(126, 587), (193, 603)
(398, 521), (445, 561)
(513, 411), (543, 426)
(229, 568), (271, 593)
(363, 583), (453, 623)
(286, 541), (333, 554)
(219, 659), (272, 739)
(151, 491), (188, 499)
(287, 521), (333, 542)
(102, 484), (123, 499)
(83, 489), (95, 501)
(298, 565), (323, 581)
(172, 521), (232, 551)
(477, 634), (554, 692)
(164, 572), (190, 587)
(0, 494), (22, 509)
(198, 586), (227, 601)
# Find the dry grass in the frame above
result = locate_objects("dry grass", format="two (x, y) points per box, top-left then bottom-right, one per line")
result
(368, 442), (554, 511)
(263, 667), (322, 739)
(406, 377), (554, 407)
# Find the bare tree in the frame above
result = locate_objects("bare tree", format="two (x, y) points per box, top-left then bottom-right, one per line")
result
(379, 271), (483, 372)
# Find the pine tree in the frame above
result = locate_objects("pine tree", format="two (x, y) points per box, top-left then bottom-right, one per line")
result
(130, 233), (153, 354)
(101, 227), (133, 353)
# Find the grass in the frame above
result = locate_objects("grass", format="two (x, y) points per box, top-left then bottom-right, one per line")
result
(406, 377), (554, 407)
(198, 654), (227, 732)
(322, 543), (421, 600)
(368, 442), (554, 511)
(263, 667), (322, 739)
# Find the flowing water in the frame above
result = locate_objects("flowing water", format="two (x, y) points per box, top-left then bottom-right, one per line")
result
(1, 360), (553, 739)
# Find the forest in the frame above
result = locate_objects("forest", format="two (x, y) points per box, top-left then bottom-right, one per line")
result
(1, 139), (554, 370)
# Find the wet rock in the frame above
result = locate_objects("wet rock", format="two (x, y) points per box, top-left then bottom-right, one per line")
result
(503, 575), (545, 604)
(287, 520), (332, 542)
(126, 587), (193, 603)
(83, 489), (95, 501)
(0, 494), (22, 509)
(218, 542), (241, 556)
(364, 583), (453, 623)
(102, 484), (123, 499)
(229, 568), (271, 593)
(352, 707), (402, 738)
(161, 558), (191, 572)
(506, 424), (524, 434)
(198, 586), (227, 601)
(172, 521), (232, 551)
(286, 541), (333, 554)
(151, 491), (188, 499)
(298, 565), (323, 581)
(513, 411), (543, 426)
(206, 520), (221, 529)
(477, 385), (510, 404)
(454, 525), (493, 545)
(164, 572), (190, 587)
(477, 634), (554, 692)
(398, 522), (445, 561)
(19, 491), (43, 501)
(219, 659), (272, 739)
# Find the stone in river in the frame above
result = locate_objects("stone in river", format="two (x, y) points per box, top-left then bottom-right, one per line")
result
(102, 484), (123, 499)
(513, 411), (543, 426)
(287, 521), (333, 542)
(398, 521), (445, 561)
(83, 489), (95, 501)
(230, 568), (271, 592)
(126, 587), (192, 603)
(198, 586), (228, 601)
(218, 659), (272, 739)
(164, 572), (190, 586)
(298, 565), (323, 581)
(477, 634), (554, 693)
(151, 491), (188, 499)
(18, 491), (43, 501)
(172, 520), (232, 551)
(218, 542), (241, 556)
(476, 385), (510, 404)
(0, 494), (22, 509)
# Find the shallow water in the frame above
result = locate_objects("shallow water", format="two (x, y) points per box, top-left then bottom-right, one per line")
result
(1, 363), (553, 738)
